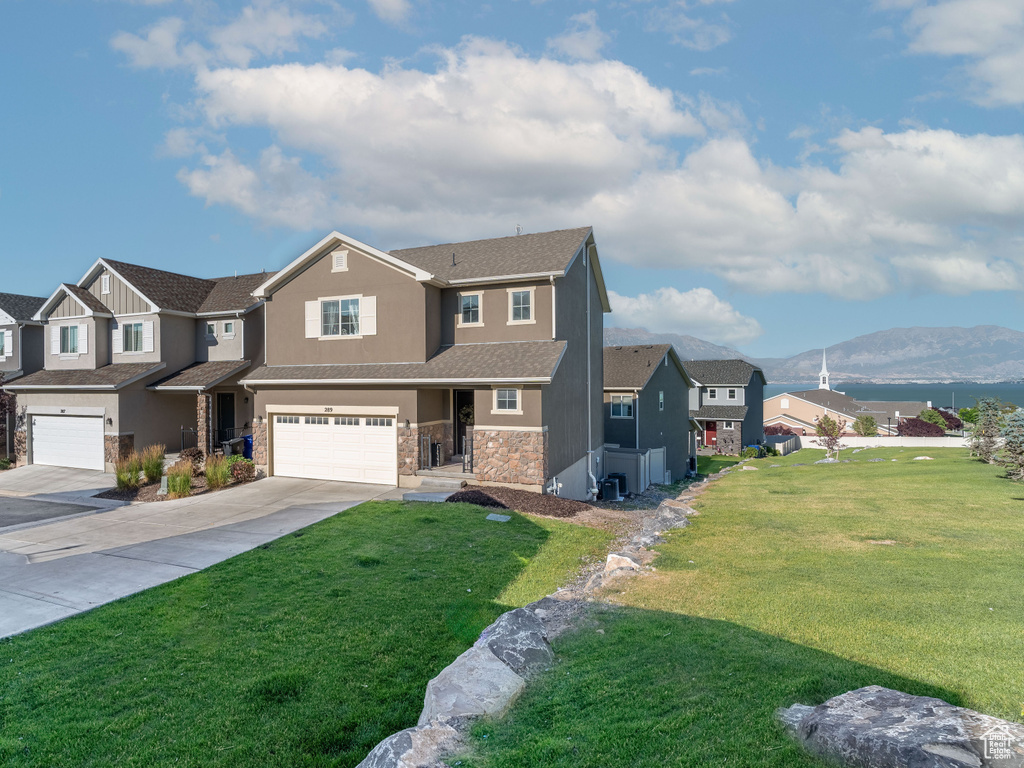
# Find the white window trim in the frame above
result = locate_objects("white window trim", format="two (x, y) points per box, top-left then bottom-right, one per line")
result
(491, 386), (523, 416)
(727, 388), (737, 400)
(206, 322), (217, 338)
(223, 320), (236, 339)
(101, 274), (111, 295)
(506, 286), (537, 326)
(723, 421), (735, 430)
(121, 321), (144, 355)
(456, 291), (484, 328)
(610, 394), (634, 419)
(707, 388), (718, 400)
(331, 248), (349, 273)
(318, 294), (364, 340)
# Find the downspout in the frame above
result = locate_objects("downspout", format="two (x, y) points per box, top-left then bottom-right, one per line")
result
(635, 388), (640, 449)
(549, 275), (556, 340)
(585, 244), (599, 499)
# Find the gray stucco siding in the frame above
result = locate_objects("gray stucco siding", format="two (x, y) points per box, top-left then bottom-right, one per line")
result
(196, 315), (247, 363)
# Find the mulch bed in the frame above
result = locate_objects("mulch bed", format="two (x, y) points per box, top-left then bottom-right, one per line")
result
(446, 486), (593, 519)
(94, 475), (229, 503)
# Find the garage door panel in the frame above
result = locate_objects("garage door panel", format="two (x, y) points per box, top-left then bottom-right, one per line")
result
(31, 415), (104, 471)
(271, 415), (397, 485)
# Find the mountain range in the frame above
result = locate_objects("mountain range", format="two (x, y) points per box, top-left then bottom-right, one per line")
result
(604, 325), (1024, 384)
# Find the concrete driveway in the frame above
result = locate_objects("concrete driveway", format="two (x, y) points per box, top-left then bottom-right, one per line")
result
(0, 476), (397, 638)
(0, 464), (117, 504)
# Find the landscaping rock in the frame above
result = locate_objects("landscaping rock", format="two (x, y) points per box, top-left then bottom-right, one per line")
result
(914, 456), (935, 461)
(868, 458), (885, 462)
(815, 458), (839, 464)
(605, 552), (642, 572)
(740, 465), (759, 471)
(475, 608), (553, 678)
(418, 645), (526, 726)
(777, 685), (1024, 768)
(357, 717), (468, 768)
(771, 464), (781, 468)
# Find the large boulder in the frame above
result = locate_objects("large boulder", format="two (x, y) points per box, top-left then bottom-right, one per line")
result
(475, 607), (553, 678)
(778, 686), (1024, 768)
(418, 645), (526, 726)
(357, 717), (467, 768)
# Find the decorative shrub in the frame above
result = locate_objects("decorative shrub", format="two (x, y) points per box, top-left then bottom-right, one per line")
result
(898, 417), (945, 437)
(140, 444), (166, 484)
(919, 409), (948, 429)
(764, 424), (795, 436)
(229, 457), (256, 483)
(205, 454), (231, 490)
(0, 457), (11, 471)
(179, 447), (204, 474)
(934, 408), (963, 431)
(167, 461), (193, 498)
(114, 451), (142, 491)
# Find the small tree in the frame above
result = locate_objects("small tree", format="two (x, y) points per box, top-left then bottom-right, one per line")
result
(919, 408), (948, 430)
(852, 414), (878, 437)
(814, 414), (846, 459)
(999, 409), (1024, 481)
(971, 397), (1001, 463)
(958, 407), (979, 425)
(936, 409), (963, 431)
(898, 417), (945, 437)
(765, 424), (795, 436)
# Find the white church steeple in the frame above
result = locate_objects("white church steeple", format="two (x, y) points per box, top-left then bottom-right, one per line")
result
(819, 348), (830, 390)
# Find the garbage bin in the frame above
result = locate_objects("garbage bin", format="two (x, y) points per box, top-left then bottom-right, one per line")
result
(608, 472), (628, 496)
(242, 434), (254, 460)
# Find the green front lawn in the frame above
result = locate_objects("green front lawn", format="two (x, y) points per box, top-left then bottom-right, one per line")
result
(0, 501), (611, 767)
(459, 448), (1024, 767)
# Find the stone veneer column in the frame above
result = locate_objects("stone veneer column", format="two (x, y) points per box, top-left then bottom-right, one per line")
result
(104, 433), (135, 465)
(252, 417), (267, 471)
(14, 427), (27, 466)
(472, 428), (547, 486)
(197, 393), (212, 455)
(718, 426), (741, 455)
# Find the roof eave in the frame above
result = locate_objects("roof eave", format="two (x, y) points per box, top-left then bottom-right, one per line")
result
(196, 301), (264, 318)
(240, 376), (554, 387)
(148, 361), (250, 392)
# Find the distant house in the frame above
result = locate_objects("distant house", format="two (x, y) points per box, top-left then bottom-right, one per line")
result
(603, 344), (695, 482)
(763, 389), (926, 436)
(685, 360), (766, 454)
(0, 292), (47, 458)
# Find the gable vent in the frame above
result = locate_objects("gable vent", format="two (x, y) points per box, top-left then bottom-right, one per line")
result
(331, 249), (348, 272)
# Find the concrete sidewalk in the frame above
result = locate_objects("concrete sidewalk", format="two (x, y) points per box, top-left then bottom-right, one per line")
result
(0, 476), (393, 638)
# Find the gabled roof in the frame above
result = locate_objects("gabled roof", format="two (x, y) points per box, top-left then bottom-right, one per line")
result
(99, 259), (217, 313)
(5, 362), (165, 391)
(0, 292), (47, 323)
(254, 227), (612, 312)
(779, 389), (926, 423)
(241, 340), (566, 385)
(683, 359), (766, 387)
(603, 344), (693, 390)
(148, 360), (251, 391)
(36, 283), (113, 320)
(198, 273), (276, 314)
(691, 405), (749, 421)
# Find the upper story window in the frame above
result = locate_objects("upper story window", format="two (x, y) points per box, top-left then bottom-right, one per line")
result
(723, 421), (735, 429)
(322, 298), (360, 336)
(728, 388), (737, 400)
(459, 293), (482, 326)
(494, 388), (520, 414)
(206, 322), (216, 337)
(122, 322), (144, 353)
(61, 325), (79, 354)
(101, 274), (111, 295)
(507, 287), (535, 325)
(611, 394), (633, 418)
(659, 391), (665, 411)
(223, 321), (235, 337)
(707, 388), (718, 400)
(0, 332), (5, 357)
(305, 295), (377, 339)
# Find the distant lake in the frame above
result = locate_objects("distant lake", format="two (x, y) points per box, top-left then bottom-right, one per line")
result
(763, 382), (1024, 410)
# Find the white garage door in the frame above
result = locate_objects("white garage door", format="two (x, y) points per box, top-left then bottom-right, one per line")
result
(31, 415), (104, 471)
(272, 414), (398, 485)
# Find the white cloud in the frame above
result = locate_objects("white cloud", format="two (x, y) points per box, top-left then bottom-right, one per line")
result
(153, 37), (1024, 300)
(547, 11), (611, 61)
(689, 66), (727, 76)
(646, 3), (734, 51)
(608, 287), (763, 346)
(112, 3), (329, 71)
(895, 0), (1024, 105)
(367, 0), (413, 26)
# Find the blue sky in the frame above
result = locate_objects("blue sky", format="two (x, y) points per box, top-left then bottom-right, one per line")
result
(3, 0), (1024, 358)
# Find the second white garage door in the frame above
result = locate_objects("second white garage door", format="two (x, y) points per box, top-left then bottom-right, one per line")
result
(272, 415), (398, 485)
(31, 415), (105, 471)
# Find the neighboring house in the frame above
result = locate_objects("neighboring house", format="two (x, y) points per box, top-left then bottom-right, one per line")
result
(685, 359), (766, 454)
(763, 389), (927, 436)
(241, 227), (610, 500)
(6, 260), (271, 470)
(603, 344), (695, 482)
(0, 292), (47, 457)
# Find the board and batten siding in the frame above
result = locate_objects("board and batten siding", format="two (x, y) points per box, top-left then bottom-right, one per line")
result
(84, 268), (152, 315)
(50, 295), (86, 319)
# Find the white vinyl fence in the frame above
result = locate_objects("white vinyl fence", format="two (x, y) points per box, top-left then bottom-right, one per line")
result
(790, 434), (970, 450)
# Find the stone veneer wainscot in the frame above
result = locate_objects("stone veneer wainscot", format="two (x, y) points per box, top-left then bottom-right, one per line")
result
(472, 428), (547, 486)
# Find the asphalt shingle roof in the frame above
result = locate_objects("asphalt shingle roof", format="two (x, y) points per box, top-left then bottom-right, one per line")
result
(683, 359), (765, 387)
(103, 259), (217, 313)
(0, 292), (47, 322)
(149, 361), (251, 390)
(690, 405), (749, 421)
(785, 390), (926, 422)
(64, 284), (111, 315)
(7, 363), (164, 390)
(242, 341), (566, 384)
(390, 227), (591, 282)
(603, 344), (673, 389)
(198, 273), (275, 313)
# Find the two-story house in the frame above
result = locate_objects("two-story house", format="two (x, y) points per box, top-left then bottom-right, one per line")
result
(603, 344), (695, 482)
(0, 292), (47, 457)
(241, 227), (610, 500)
(684, 359), (766, 454)
(6, 260), (270, 471)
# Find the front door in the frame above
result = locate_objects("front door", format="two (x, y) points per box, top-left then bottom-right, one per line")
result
(454, 390), (475, 456)
(705, 421), (717, 446)
(217, 392), (235, 444)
